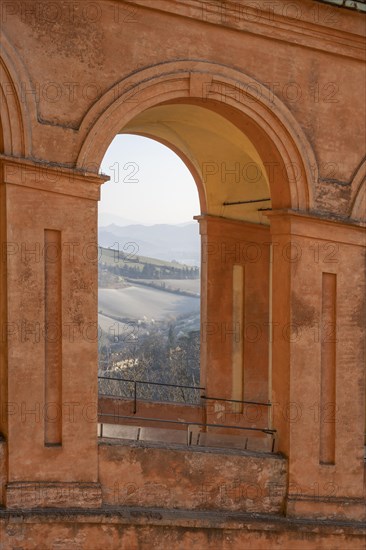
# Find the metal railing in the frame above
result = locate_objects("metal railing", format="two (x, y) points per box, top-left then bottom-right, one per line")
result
(98, 375), (272, 411)
(98, 375), (276, 451)
(98, 375), (205, 412)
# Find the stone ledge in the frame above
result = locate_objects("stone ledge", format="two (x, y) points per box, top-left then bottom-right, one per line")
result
(286, 494), (366, 522)
(5, 482), (102, 510)
(98, 436), (284, 460)
(1, 507), (365, 550)
(0, 505), (365, 534)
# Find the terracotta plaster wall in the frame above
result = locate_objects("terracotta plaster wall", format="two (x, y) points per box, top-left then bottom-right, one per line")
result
(1, 159), (104, 484)
(270, 213), (366, 517)
(0, 513), (365, 550)
(98, 440), (287, 513)
(0, 439), (5, 506)
(1, 0), (365, 215)
(0, 0), (365, 539)
(199, 217), (271, 409)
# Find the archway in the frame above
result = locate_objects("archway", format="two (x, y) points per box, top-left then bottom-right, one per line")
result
(76, 61), (315, 213)
(77, 62), (315, 446)
(117, 103), (273, 415)
(94, 105), (285, 445)
(0, 9), (364, 528)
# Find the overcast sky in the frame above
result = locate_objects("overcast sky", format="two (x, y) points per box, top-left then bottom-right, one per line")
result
(99, 135), (200, 226)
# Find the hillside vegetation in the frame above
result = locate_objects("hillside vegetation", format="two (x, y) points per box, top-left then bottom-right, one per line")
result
(99, 246), (199, 288)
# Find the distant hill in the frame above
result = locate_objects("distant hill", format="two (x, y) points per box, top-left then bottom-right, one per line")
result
(98, 213), (141, 227)
(98, 222), (200, 265)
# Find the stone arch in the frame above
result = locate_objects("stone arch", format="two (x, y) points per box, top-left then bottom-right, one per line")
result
(0, 32), (33, 157)
(350, 158), (366, 222)
(76, 61), (316, 213)
(78, 61), (319, 428)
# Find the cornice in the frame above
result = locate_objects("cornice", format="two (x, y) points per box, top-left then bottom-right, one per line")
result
(121, 0), (365, 60)
(0, 155), (107, 201)
(267, 209), (366, 246)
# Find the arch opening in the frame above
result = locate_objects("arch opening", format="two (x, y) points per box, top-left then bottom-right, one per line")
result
(77, 62), (315, 215)
(98, 134), (202, 406)
(96, 98), (279, 450)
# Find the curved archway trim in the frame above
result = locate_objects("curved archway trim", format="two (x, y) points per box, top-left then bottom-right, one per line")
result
(76, 61), (316, 212)
(0, 31), (35, 157)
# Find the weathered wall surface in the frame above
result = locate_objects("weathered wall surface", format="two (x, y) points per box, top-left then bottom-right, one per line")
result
(0, 1), (365, 548)
(2, 160), (102, 485)
(0, 439), (5, 506)
(98, 440), (287, 513)
(1, 0), (365, 217)
(1, 509), (365, 550)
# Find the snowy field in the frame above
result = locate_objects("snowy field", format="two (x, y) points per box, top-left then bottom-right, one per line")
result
(98, 284), (200, 323)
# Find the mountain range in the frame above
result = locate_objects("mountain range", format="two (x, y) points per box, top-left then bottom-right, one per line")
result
(98, 222), (200, 265)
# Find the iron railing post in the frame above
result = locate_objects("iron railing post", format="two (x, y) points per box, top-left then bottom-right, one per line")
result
(133, 381), (137, 414)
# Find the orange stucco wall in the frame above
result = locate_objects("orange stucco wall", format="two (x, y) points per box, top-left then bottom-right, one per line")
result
(0, 0), (365, 548)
